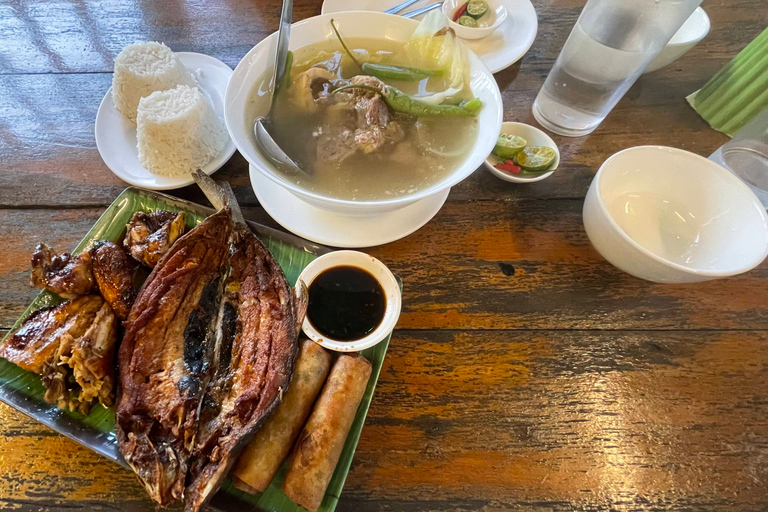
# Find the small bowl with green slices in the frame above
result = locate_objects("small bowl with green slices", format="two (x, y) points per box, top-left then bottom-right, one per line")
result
(484, 122), (559, 183)
(443, 0), (508, 40)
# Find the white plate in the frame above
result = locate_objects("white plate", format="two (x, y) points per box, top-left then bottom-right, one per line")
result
(320, 0), (538, 73)
(95, 52), (236, 190)
(250, 165), (449, 248)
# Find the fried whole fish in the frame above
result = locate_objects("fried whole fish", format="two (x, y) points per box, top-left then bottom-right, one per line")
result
(115, 209), (232, 506)
(184, 225), (307, 512)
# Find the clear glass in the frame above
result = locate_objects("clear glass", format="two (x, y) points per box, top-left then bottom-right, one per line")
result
(533, 0), (703, 137)
(709, 109), (768, 208)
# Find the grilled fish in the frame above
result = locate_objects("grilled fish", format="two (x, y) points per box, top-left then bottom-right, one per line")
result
(184, 225), (307, 512)
(115, 209), (232, 506)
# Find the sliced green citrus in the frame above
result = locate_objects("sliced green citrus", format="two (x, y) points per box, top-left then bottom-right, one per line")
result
(492, 133), (527, 160)
(514, 146), (557, 172)
(466, 0), (488, 18)
(458, 15), (479, 27)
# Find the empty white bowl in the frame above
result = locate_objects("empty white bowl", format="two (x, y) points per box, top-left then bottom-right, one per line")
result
(644, 7), (710, 73)
(298, 250), (402, 352)
(224, 11), (503, 216)
(483, 122), (559, 183)
(442, 0), (508, 40)
(583, 146), (768, 283)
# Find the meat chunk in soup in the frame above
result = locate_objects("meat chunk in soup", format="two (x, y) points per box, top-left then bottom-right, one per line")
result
(314, 75), (404, 162)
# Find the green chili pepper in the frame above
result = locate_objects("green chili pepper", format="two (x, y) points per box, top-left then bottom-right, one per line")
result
(361, 62), (444, 82)
(333, 83), (483, 117)
(331, 19), (442, 82)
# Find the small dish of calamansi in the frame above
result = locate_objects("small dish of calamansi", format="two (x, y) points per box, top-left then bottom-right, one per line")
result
(484, 122), (560, 183)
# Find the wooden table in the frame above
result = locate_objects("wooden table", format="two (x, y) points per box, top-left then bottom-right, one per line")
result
(1, 1), (767, 511)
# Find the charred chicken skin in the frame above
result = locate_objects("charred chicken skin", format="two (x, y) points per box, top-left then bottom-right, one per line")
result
(30, 243), (95, 298)
(90, 240), (137, 320)
(124, 210), (187, 268)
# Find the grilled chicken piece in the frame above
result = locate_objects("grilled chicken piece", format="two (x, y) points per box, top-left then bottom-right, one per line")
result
(0, 294), (117, 414)
(184, 226), (307, 512)
(30, 243), (95, 298)
(116, 209), (232, 506)
(124, 210), (187, 268)
(0, 295), (103, 374)
(41, 299), (118, 414)
(90, 240), (137, 320)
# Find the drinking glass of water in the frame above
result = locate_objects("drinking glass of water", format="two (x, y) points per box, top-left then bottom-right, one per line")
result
(533, 0), (703, 137)
(710, 109), (768, 208)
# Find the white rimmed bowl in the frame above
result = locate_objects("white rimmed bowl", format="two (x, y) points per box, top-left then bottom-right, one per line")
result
(442, 0), (508, 40)
(644, 7), (710, 74)
(298, 250), (402, 352)
(225, 11), (503, 215)
(483, 121), (559, 183)
(583, 146), (768, 283)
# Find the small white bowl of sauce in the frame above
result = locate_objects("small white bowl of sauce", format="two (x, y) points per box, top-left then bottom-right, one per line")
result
(298, 250), (402, 352)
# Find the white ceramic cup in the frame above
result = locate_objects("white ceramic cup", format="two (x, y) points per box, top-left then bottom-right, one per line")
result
(583, 146), (768, 283)
(298, 251), (402, 352)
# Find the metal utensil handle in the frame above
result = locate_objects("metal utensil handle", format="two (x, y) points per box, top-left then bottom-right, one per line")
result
(402, 1), (442, 18)
(385, 0), (423, 14)
(272, 0), (293, 94)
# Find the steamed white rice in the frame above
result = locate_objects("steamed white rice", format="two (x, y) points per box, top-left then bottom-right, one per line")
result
(136, 85), (228, 177)
(112, 41), (194, 123)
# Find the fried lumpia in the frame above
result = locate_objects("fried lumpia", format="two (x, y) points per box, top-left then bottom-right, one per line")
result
(281, 353), (372, 512)
(232, 339), (332, 494)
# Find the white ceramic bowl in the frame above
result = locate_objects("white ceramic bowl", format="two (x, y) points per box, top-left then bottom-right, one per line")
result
(644, 7), (710, 73)
(583, 146), (768, 283)
(483, 121), (559, 183)
(442, 0), (508, 40)
(225, 11), (503, 215)
(298, 250), (402, 352)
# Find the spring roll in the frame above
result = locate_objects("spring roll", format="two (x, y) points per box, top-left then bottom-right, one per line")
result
(232, 339), (333, 494)
(282, 353), (372, 512)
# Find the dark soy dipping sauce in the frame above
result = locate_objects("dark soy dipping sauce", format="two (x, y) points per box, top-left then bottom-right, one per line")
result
(307, 265), (386, 341)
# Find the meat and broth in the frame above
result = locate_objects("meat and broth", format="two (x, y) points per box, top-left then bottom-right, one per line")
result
(245, 20), (481, 201)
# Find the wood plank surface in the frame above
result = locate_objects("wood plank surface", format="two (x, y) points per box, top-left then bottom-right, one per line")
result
(0, 329), (766, 511)
(1, 0), (767, 511)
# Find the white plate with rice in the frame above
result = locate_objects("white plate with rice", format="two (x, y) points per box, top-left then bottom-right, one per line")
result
(95, 51), (236, 190)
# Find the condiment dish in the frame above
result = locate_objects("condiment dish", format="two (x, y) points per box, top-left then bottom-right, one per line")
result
(644, 7), (710, 74)
(583, 146), (768, 283)
(442, 0), (508, 40)
(483, 122), (559, 183)
(298, 251), (402, 352)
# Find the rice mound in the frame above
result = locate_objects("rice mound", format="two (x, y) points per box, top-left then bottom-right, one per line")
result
(136, 85), (228, 177)
(112, 41), (194, 123)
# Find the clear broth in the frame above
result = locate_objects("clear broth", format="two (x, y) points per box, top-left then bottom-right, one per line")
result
(245, 38), (478, 201)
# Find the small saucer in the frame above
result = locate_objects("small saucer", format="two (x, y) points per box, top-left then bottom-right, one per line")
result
(250, 165), (449, 248)
(95, 52), (236, 190)
(484, 122), (559, 183)
(320, 0), (538, 73)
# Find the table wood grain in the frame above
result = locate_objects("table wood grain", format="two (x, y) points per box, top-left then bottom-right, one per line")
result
(1, 1), (767, 511)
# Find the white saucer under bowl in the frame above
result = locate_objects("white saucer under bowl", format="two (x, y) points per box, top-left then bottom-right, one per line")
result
(250, 165), (449, 248)
(320, 0), (538, 73)
(95, 52), (236, 190)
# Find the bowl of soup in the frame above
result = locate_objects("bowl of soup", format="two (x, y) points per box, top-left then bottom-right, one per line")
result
(225, 11), (503, 215)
